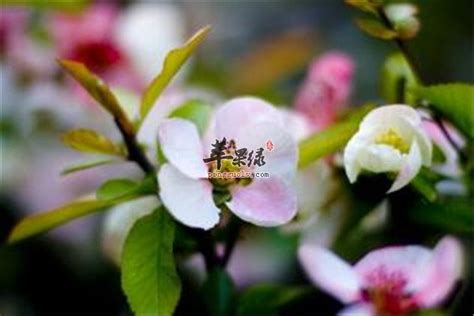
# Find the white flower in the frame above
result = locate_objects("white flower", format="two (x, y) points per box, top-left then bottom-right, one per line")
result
(344, 105), (432, 193)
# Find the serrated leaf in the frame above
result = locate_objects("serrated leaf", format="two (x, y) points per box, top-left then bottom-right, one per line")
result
(169, 99), (212, 135)
(61, 129), (124, 156)
(97, 176), (157, 201)
(61, 158), (118, 175)
(139, 26), (211, 124)
(413, 84), (474, 140)
(202, 268), (235, 316)
(8, 196), (134, 243)
(236, 284), (310, 316)
(298, 104), (375, 168)
(355, 18), (398, 40)
(380, 52), (419, 104)
(121, 209), (181, 316)
(345, 0), (383, 14)
(58, 60), (132, 132)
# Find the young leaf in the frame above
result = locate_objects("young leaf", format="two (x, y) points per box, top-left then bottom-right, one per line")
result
(355, 18), (398, 40)
(121, 209), (181, 316)
(380, 52), (419, 104)
(345, 0), (383, 14)
(61, 129), (124, 156)
(61, 158), (119, 175)
(413, 84), (474, 140)
(202, 268), (235, 316)
(97, 176), (157, 201)
(8, 196), (134, 244)
(139, 26), (211, 124)
(298, 104), (375, 168)
(236, 284), (310, 316)
(169, 99), (212, 135)
(58, 60), (132, 132)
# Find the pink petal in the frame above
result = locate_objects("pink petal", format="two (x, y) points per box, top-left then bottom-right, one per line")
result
(158, 163), (220, 230)
(158, 118), (208, 179)
(337, 303), (374, 316)
(354, 245), (433, 293)
(298, 244), (361, 303)
(415, 236), (464, 307)
(236, 121), (298, 179)
(226, 177), (297, 226)
(388, 140), (422, 193)
(214, 97), (283, 142)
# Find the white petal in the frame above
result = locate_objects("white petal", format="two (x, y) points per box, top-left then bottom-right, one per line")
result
(360, 105), (421, 130)
(343, 132), (369, 183)
(298, 244), (361, 303)
(358, 144), (405, 174)
(388, 140), (422, 193)
(158, 163), (220, 230)
(337, 303), (375, 316)
(158, 118), (208, 179)
(214, 97), (283, 141)
(226, 177), (297, 226)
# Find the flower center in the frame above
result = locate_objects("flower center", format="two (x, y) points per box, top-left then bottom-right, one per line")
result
(362, 267), (418, 316)
(69, 40), (123, 73)
(375, 128), (409, 153)
(208, 140), (252, 187)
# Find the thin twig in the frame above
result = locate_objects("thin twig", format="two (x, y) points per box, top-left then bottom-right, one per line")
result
(376, 7), (466, 159)
(219, 216), (242, 267)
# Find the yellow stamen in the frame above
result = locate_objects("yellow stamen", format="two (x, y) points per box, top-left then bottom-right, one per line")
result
(375, 129), (409, 153)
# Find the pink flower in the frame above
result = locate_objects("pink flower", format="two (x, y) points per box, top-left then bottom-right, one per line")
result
(157, 97), (298, 229)
(298, 236), (463, 316)
(49, 4), (142, 94)
(294, 52), (354, 130)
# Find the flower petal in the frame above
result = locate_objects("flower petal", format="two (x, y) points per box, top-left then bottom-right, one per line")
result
(360, 105), (421, 130)
(298, 244), (361, 303)
(158, 118), (208, 179)
(354, 245), (433, 293)
(388, 140), (422, 193)
(236, 121), (298, 179)
(337, 303), (375, 316)
(415, 236), (464, 307)
(158, 163), (220, 230)
(214, 97), (283, 142)
(226, 177), (297, 226)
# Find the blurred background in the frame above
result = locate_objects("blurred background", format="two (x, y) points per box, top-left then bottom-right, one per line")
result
(0, 0), (472, 315)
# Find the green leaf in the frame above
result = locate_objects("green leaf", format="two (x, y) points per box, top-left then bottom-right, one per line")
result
(61, 158), (118, 175)
(97, 176), (157, 201)
(202, 268), (235, 316)
(237, 284), (310, 316)
(408, 198), (473, 234)
(58, 60), (132, 132)
(169, 99), (212, 135)
(380, 52), (419, 104)
(8, 196), (134, 244)
(121, 209), (181, 316)
(61, 129), (124, 156)
(139, 26), (211, 124)
(355, 18), (398, 40)
(413, 84), (474, 140)
(298, 104), (375, 168)
(345, 0), (383, 14)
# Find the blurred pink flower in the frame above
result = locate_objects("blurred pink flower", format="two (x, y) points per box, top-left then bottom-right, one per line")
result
(157, 97), (298, 229)
(49, 4), (143, 96)
(294, 52), (354, 130)
(299, 236), (463, 316)
(0, 8), (55, 77)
